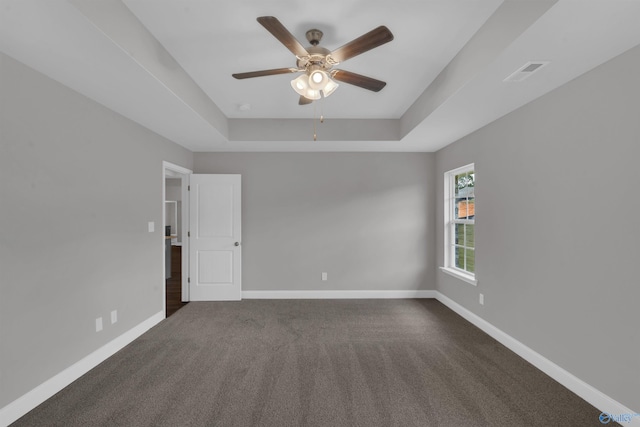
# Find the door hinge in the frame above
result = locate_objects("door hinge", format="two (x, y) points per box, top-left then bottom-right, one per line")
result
(188, 277), (190, 283)
(188, 185), (190, 191)
(188, 231), (191, 237)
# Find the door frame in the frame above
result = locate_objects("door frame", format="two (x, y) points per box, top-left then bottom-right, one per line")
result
(162, 161), (192, 317)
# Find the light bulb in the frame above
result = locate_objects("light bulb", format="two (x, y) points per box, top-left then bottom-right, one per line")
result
(304, 89), (321, 100)
(291, 74), (309, 96)
(308, 70), (328, 90)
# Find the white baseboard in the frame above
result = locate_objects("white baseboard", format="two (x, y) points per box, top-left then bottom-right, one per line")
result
(434, 291), (639, 425)
(0, 311), (164, 427)
(242, 289), (437, 299)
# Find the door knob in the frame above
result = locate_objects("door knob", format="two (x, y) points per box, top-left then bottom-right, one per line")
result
(234, 242), (240, 246)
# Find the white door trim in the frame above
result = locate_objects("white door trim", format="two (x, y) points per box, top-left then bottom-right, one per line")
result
(162, 161), (192, 317)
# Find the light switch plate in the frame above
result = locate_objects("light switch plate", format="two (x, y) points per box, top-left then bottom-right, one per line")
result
(111, 310), (117, 324)
(148, 221), (155, 233)
(96, 317), (103, 332)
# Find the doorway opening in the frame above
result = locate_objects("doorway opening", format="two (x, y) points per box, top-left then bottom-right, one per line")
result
(162, 161), (191, 317)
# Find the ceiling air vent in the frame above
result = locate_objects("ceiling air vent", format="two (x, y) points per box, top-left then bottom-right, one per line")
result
(504, 61), (550, 82)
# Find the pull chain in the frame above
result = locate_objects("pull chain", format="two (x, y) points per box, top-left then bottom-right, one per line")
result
(312, 96), (326, 141)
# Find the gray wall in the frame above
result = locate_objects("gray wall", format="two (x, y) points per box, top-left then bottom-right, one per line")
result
(435, 45), (640, 411)
(0, 53), (193, 407)
(165, 178), (182, 202)
(194, 153), (436, 293)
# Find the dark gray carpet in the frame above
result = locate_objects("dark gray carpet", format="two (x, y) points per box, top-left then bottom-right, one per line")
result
(13, 299), (611, 426)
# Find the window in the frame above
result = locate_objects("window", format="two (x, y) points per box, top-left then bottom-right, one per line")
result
(442, 164), (476, 285)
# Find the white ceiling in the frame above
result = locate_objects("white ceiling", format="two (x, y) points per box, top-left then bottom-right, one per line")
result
(1, 0), (640, 152)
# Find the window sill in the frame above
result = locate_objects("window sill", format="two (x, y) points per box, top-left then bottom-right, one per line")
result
(440, 267), (477, 286)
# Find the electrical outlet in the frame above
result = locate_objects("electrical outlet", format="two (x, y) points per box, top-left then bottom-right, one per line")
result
(96, 317), (103, 332)
(479, 293), (484, 305)
(321, 272), (328, 281)
(111, 310), (117, 324)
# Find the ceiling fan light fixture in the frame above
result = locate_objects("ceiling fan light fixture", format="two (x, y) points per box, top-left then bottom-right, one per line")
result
(322, 78), (339, 97)
(291, 74), (322, 100)
(291, 75), (321, 99)
(291, 74), (309, 93)
(308, 69), (328, 90)
(305, 89), (321, 100)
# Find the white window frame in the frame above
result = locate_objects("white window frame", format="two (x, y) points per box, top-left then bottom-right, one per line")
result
(440, 163), (477, 286)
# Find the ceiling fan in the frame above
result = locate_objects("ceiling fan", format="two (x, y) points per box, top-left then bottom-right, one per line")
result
(232, 16), (394, 105)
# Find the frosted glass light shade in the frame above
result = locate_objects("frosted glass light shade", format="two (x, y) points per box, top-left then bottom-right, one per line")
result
(309, 70), (329, 90)
(291, 74), (309, 92)
(322, 78), (339, 97)
(305, 89), (321, 100)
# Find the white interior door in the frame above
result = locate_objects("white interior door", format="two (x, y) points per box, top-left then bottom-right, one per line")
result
(189, 174), (241, 301)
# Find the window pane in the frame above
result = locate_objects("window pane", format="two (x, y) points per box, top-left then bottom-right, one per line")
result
(455, 198), (475, 220)
(455, 171), (474, 198)
(455, 223), (465, 245)
(466, 198), (475, 219)
(466, 224), (475, 248)
(454, 173), (463, 197)
(455, 247), (465, 270)
(455, 198), (466, 220)
(466, 248), (475, 273)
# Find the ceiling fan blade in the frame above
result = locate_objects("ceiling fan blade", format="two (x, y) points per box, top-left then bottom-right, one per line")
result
(257, 16), (309, 58)
(232, 68), (299, 79)
(299, 96), (313, 105)
(331, 70), (387, 92)
(330, 26), (394, 63)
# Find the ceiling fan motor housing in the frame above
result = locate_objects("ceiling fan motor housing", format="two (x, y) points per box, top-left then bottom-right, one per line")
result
(297, 45), (334, 72)
(305, 29), (323, 46)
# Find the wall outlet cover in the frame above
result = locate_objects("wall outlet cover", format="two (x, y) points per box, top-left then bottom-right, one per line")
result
(95, 317), (103, 332)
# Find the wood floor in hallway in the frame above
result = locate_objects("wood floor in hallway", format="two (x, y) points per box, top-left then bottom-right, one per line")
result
(166, 244), (187, 317)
